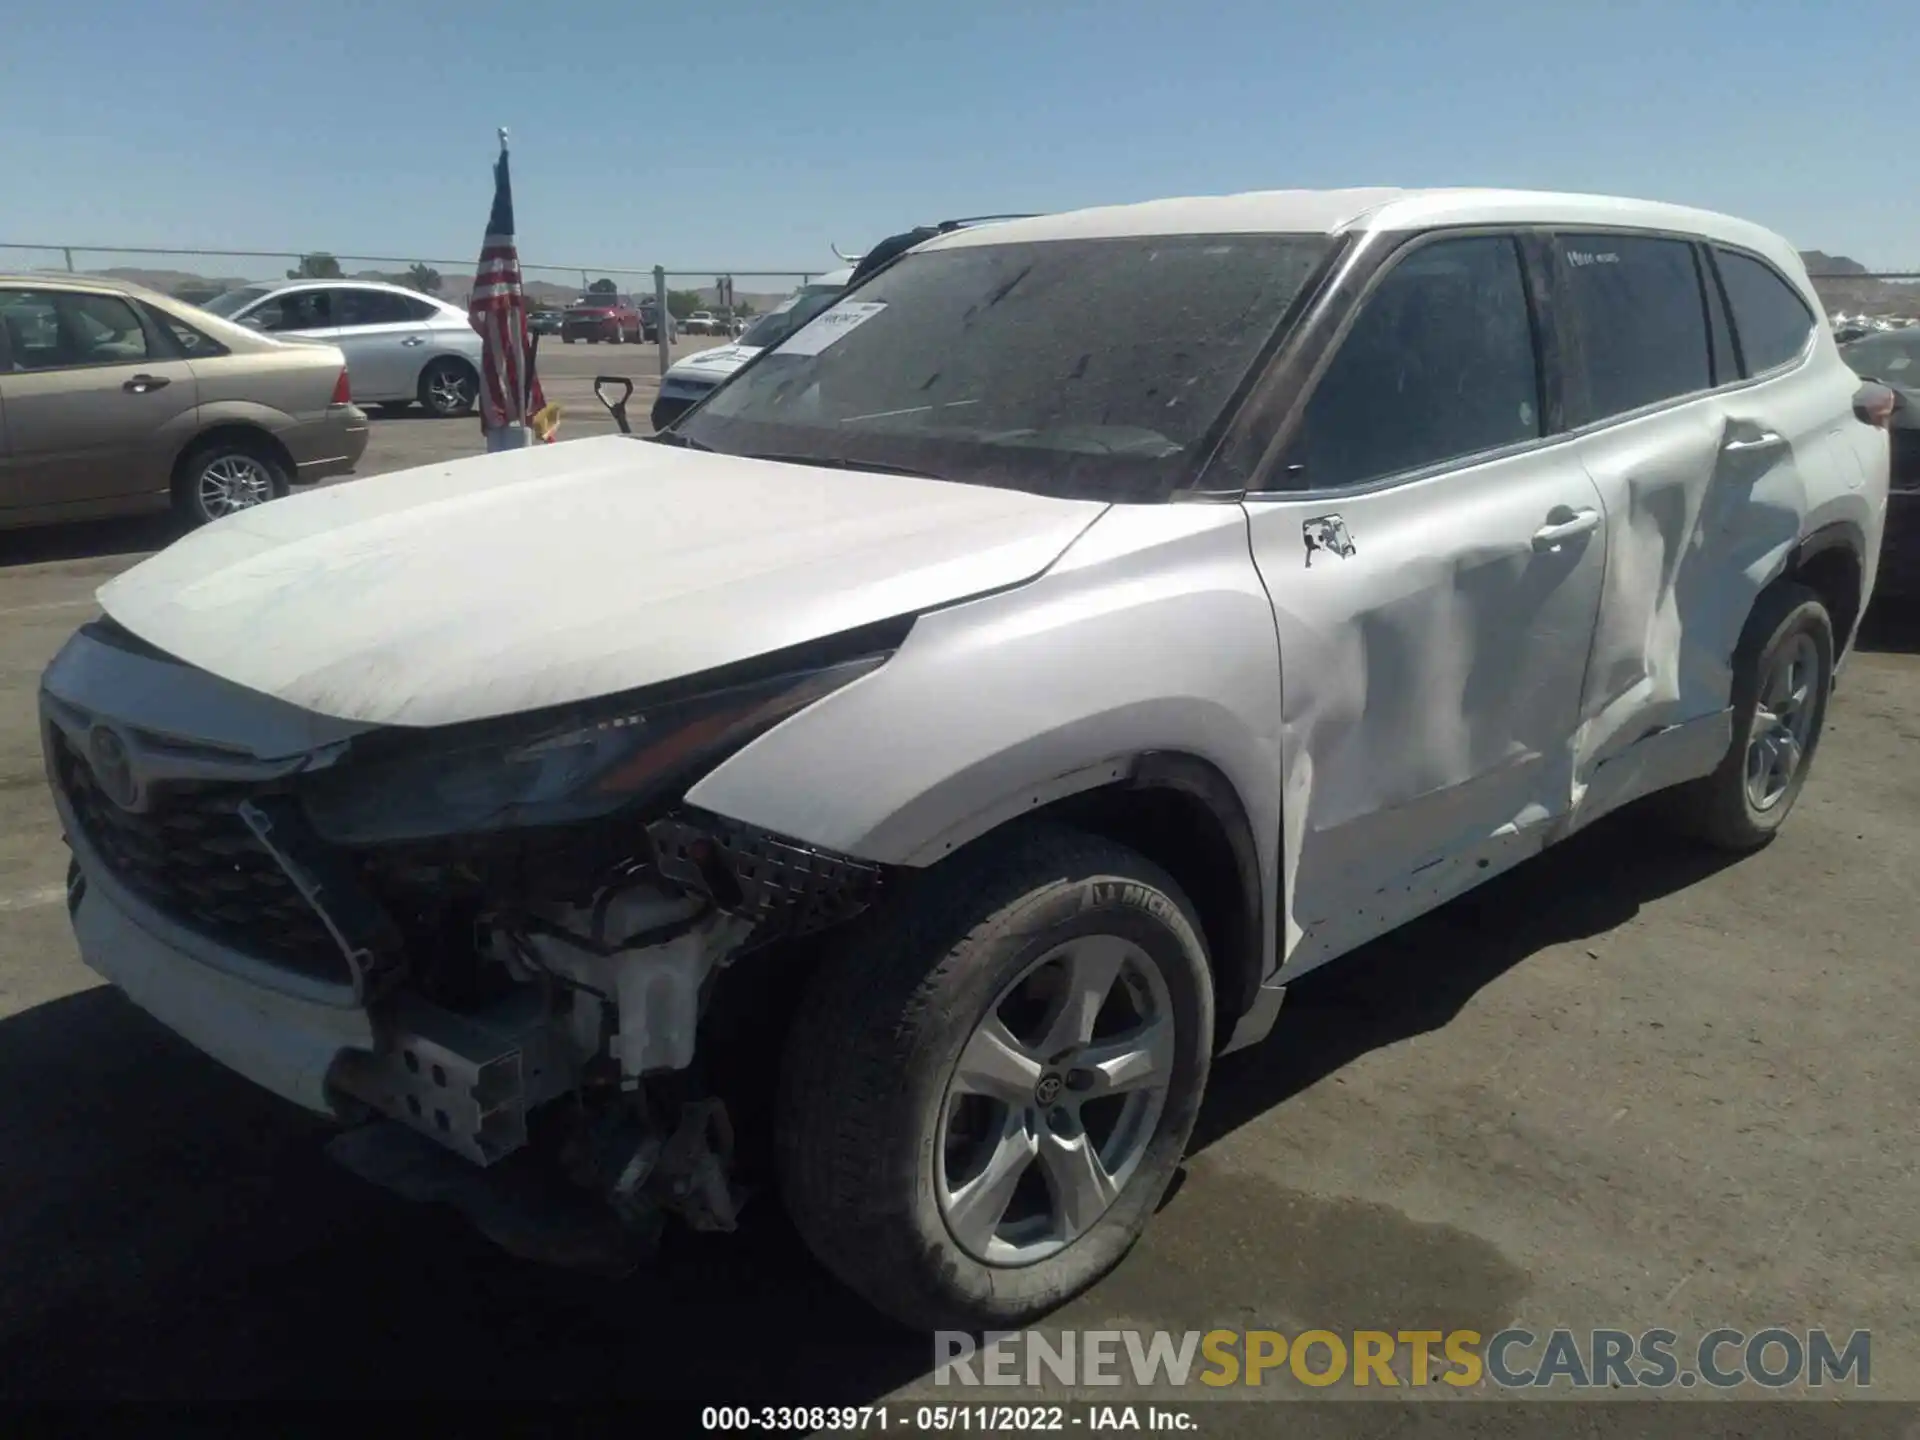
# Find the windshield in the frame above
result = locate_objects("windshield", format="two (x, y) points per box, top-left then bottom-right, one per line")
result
(679, 234), (1334, 501)
(1840, 331), (1919, 381)
(200, 286), (268, 317)
(737, 286), (843, 349)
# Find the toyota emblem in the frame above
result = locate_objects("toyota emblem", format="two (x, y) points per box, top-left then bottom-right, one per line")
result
(1033, 1073), (1065, 1107)
(86, 725), (139, 810)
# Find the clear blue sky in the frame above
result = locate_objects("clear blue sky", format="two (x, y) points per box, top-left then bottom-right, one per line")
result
(4, 0), (1913, 277)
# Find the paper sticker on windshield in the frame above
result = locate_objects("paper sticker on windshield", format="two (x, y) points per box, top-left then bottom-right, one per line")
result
(780, 301), (887, 356)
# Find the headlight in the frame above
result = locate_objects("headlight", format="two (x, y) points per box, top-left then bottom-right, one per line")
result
(301, 653), (888, 846)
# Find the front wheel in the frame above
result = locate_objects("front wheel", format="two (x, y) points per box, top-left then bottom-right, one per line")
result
(1665, 581), (1834, 850)
(779, 824), (1214, 1331)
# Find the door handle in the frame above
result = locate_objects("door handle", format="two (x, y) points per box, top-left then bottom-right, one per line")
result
(400, 335), (427, 346)
(1722, 431), (1786, 454)
(1532, 508), (1601, 551)
(122, 373), (170, 393)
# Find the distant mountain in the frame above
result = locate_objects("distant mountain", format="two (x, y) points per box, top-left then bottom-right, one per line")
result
(1800, 251), (1870, 277)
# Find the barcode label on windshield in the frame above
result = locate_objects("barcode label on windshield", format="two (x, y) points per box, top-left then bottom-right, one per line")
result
(780, 302), (887, 356)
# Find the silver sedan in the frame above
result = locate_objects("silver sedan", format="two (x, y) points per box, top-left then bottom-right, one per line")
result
(201, 279), (485, 418)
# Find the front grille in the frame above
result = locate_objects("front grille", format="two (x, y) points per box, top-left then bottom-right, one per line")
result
(53, 730), (350, 985)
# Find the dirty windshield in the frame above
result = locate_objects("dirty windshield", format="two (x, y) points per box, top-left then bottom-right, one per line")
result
(737, 286), (842, 349)
(678, 233), (1334, 500)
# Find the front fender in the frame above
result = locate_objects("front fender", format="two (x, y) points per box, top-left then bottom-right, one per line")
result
(684, 502), (1285, 976)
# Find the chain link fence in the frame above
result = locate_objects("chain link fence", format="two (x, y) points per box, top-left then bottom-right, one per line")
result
(0, 243), (830, 320)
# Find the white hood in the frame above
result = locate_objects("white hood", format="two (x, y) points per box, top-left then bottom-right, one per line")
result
(99, 436), (1107, 728)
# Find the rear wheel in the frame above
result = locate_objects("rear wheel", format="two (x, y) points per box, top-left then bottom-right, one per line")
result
(419, 358), (477, 417)
(779, 824), (1214, 1331)
(1665, 582), (1834, 850)
(173, 435), (288, 526)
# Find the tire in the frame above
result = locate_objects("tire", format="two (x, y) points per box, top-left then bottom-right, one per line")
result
(172, 435), (288, 527)
(1665, 581), (1834, 851)
(418, 357), (477, 418)
(778, 823), (1214, 1331)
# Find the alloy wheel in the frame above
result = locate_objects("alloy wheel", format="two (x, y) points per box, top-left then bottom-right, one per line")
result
(428, 364), (474, 415)
(197, 454), (274, 518)
(936, 934), (1173, 1266)
(1745, 631), (1820, 812)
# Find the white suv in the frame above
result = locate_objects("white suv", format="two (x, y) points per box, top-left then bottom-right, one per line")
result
(44, 188), (1892, 1331)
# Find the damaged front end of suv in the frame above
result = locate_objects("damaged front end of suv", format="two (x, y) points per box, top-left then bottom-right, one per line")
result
(44, 615), (901, 1269)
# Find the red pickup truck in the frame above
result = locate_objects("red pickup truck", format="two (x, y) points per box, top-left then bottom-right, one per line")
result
(560, 297), (642, 344)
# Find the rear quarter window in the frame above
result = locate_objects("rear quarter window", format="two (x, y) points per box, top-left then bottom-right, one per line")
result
(1559, 234), (1712, 424)
(1715, 249), (1816, 375)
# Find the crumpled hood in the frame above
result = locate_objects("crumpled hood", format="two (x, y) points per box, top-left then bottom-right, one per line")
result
(99, 436), (1107, 728)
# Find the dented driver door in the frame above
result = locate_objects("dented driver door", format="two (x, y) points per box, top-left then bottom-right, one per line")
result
(1237, 231), (1610, 975)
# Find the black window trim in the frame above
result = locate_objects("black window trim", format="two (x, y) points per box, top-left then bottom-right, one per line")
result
(0, 285), (169, 374)
(1707, 241), (1819, 383)
(1236, 224), (1562, 501)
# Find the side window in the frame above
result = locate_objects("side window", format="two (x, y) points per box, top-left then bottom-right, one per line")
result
(1560, 234), (1711, 423)
(336, 288), (417, 327)
(0, 291), (150, 370)
(1284, 235), (1540, 489)
(0, 291), (64, 370)
(1715, 249), (1815, 375)
(62, 294), (153, 365)
(148, 306), (228, 358)
(254, 289), (335, 331)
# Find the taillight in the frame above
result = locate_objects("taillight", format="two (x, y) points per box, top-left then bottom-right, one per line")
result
(1853, 380), (1897, 429)
(331, 368), (351, 406)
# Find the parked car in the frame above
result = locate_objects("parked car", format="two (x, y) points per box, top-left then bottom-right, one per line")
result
(561, 296), (641, 345)
(1840, 327), (1920, 594)
(200, 280), (483, 419)
(651, 269), (853, 429)
(0, 274), (365, 527)
(638, 300), (677, 344)
(530, 309), (564, 337)
(682, 310), (722, 335)
(46, 188), (1889, 1333)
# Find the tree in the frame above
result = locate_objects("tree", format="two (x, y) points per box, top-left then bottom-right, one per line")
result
(735, 298), (756, 318)
(588, 277), (617, 294)
(667, 288), (704, 319)
(405, 263), (442, 294)
(287, 252), (343, 279)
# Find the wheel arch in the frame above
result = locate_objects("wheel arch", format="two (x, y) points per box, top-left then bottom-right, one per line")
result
(170, 421), (294, 490)
(1782, 519), (1866, 656)
(1034, 751), (1267, 1048)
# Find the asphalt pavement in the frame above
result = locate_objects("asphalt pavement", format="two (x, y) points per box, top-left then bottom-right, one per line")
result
(0, 398), (1914, 1422)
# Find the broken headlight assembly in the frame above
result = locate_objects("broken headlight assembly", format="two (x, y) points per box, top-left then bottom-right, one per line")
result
(301, 651), (891, 846)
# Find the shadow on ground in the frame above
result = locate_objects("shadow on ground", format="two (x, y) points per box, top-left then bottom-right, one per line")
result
(0, 514), (181, 571)
(1856, 593), (1920, 655)
(0, 808), (1739, 1409)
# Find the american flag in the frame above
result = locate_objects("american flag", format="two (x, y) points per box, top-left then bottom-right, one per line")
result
(469, 141), (545, 435)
